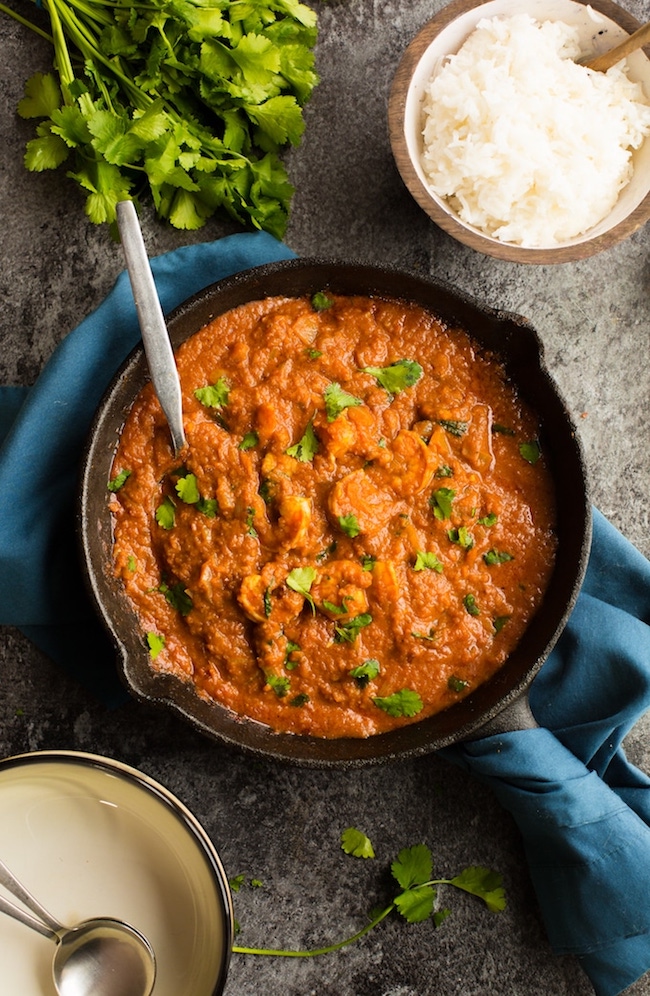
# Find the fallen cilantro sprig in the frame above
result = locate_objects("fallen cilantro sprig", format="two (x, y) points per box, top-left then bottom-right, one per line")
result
(231, 831), (506, 959)
(2, 0), (319, 236)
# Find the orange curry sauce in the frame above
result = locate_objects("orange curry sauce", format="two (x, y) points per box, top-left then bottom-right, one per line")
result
(110, 294), (557, 738)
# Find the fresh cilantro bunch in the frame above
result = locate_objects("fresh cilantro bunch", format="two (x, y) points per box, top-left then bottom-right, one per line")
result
(2, 0), (319, 235)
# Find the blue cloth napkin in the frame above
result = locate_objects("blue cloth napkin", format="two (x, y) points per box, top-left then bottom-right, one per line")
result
(1, 233), (649, 996)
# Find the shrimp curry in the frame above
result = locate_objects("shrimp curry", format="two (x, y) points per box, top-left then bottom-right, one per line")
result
(109, 293), (557, 738)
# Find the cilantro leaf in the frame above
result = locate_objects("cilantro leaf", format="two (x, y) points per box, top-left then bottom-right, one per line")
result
(286, 420), (319, 461)
(286, 566), (316, 611)
(311, 291), (333, 311)
(438, 419), (468, 437)
(107, 468), (131, 492)
(341, 827), (375, 859)
(448, 675), (469, 693)
(324, 383), (362, 422)
(483, 549), (514, 565)
(155, 495), (176, 529)
(463, 593), (480, 616)
(373, 688), (423, 718)
(391, 844), (433, 890)
(414, 551), (443, 573)
(361, 359), (422, 394)
(349, 659), (380, 687)
(194, 377), (230, 408)
(158, 581), (193, 616)
(239, 431), (259, 451)
(146, 631), (165, 660)
(520, 440), (541, 464)
(394, 885), (436, 924)
(338, 514), (360, 538)
(450, 867), (507, 912)
(448, 525), (474, 549)
(429, 487), (455, 520)
(175, 473), (201, 504)
(265, 672), (291, 698)
(334, 613), (372, 643)
(17, 73), (62, 119)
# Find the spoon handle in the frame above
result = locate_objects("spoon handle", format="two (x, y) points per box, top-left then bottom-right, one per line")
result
(586, 20), (650, 72)
(0, 858), (61, 936)
(116, 200), (187, 456)
(0, 892), (57, 940)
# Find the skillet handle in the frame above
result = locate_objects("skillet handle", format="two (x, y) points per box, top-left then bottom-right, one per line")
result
(474, 690), (538, 738)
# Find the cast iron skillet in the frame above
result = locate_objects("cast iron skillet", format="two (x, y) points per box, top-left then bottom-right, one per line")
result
(79, 259), (592, 766)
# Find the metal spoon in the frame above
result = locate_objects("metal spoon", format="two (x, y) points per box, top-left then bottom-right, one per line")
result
(116, 199), (187, 456)
(585, 19), (650, 73)
(0, 857), (156, 996)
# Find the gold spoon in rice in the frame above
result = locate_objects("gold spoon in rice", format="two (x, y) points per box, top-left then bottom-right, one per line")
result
(584, 20), (650, 73)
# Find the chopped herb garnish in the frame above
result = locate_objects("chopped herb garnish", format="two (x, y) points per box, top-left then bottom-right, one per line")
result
(492, 423), (515, 436)
(155, 495), (176, 530)
(361, 359), (422, 394)
(493, 616), (510, 633)
(305, 347), (323, 359)
(290, 693), (310, 707)
(373, 688), (423, 718)
(311, 291), (333, 311)
(463, 594), (480, 616)
(478, 512), (498, 527)
(146, 632), (165, 660)
(175, 473), (200, 504)
(360, 554), (376, 571)
(412, 628), (436, 641)
(266, 673), (291, 698)
(245, 507), (257, 537)
(158, 581), (193, 616)
(448, 526), (474, 549)
(127, 555), (137, 573)
(196, 497), (218, 518)
(435, 465), (453, 478)
(263, 585), (273, 619)
(349, 659), (380, 687)
(338, 514), (361, 538)
(484, 549), (514, 566)
(448, 675), (469, 693)
(107, 468), (131, 492)
(414, 551), (444, 573)
(194, 377), (230, 409)
(334, 612), (372, 643)
(429, 487), (455, 520)
(438, 419), (468, 437)
(239, 431), (259, 451)
(259, 479), (275, 505)
(341, 827), (375, 859)
(286, 420), (319, 462)
(286, 566), (316, 612)
(520, 440), (541, 464)
(285, 640), (301, 669)
(324, 382), (363, 422)
(316, 541), (338, 562)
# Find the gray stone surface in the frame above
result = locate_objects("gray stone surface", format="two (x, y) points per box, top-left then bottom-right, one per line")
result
(1, 1), (649, 994)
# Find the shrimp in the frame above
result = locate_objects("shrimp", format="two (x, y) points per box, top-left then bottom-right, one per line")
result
(328, 469), (396, 538)
(237, 563), (305, 624)
(382, 429), (436, 497)
(276, 495), (312, 551)
(311, 559), (372, 620)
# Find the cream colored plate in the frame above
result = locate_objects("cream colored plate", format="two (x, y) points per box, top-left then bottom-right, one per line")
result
(0, 751), (232, 996)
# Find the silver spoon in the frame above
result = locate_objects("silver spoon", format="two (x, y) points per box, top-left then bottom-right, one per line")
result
(0, 857), (156, 996)
(116, 199), (187, 457)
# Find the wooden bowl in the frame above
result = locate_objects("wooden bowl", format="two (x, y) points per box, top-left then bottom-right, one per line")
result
(388, 0), (650, 263)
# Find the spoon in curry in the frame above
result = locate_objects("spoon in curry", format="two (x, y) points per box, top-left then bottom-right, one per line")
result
(116, 199), (187, 456)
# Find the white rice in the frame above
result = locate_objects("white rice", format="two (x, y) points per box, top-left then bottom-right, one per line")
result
(420, 14), (650, 247)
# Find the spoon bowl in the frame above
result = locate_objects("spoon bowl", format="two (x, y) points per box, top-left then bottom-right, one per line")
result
(54, 918), (156, 996)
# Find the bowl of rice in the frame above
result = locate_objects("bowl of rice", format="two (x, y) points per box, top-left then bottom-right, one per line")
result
(388, 0), (650, 262)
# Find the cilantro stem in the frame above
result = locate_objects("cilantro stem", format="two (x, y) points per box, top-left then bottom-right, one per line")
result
(0, 1), (53, 41)
(232, 904), (394, 958)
